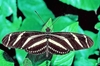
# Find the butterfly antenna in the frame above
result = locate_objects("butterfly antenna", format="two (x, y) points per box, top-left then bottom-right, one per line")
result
(35, 11), (50, 29)
(35, 11), (60, 30)
(34, 11), (45, 24)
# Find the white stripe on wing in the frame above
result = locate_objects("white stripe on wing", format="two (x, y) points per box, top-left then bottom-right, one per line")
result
(28, 38), (47, 49)
(83, 35), (89, 48)
(70, 33), (83, 48)
(6, 34), (12, 47)
(48, 38), (67, 50)
(21, 34), (45, 48)
(12, 32), (25, 46)
(50, 34), (74, 50)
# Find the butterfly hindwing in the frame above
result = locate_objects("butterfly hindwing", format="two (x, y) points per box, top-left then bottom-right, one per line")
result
(25, 38), (47, 54)
(47, 35), (70, 54)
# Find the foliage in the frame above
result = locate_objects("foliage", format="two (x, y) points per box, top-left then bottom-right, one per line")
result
(0, 0), (100, 66)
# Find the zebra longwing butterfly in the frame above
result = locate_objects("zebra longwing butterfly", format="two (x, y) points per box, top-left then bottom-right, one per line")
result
(2, 27), (93, 57)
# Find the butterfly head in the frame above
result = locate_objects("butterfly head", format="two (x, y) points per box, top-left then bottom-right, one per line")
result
(46, 27), (50, 33)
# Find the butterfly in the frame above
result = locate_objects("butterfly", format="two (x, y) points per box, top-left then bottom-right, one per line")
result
(2, 26), (93, 57)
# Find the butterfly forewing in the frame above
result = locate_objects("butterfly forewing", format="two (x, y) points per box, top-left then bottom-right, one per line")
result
(2, 31), (45, 49)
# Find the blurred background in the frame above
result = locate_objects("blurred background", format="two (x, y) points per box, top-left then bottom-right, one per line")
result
(0, 0), (100, 66)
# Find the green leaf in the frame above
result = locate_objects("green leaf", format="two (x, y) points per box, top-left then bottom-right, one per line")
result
(19, 17), (43, 31)
(12, 17), (22, 30)
(65, 14), (78, 21)
(74, 57), (97, 66)
(97, 58), (100, 66)
(60, 0), (100, 11)
(51, 52), (75, 66)
(97, 30), (100, 49)
(22, 58), (32, 66)
(0, 0), (16, 16)
(62, 22), (84, 33)
(53, 16), (78, 32)
(98, 15), (100, 21)
(95, 22), (100, 30)
(18, 0), (55, 21)
(16, 49), (27, 65)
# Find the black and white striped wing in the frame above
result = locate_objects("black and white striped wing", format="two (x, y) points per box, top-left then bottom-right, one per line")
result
(48, 32), (93, 54)
(2, 31), (47, 54)
(2, 31), (93, 55)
